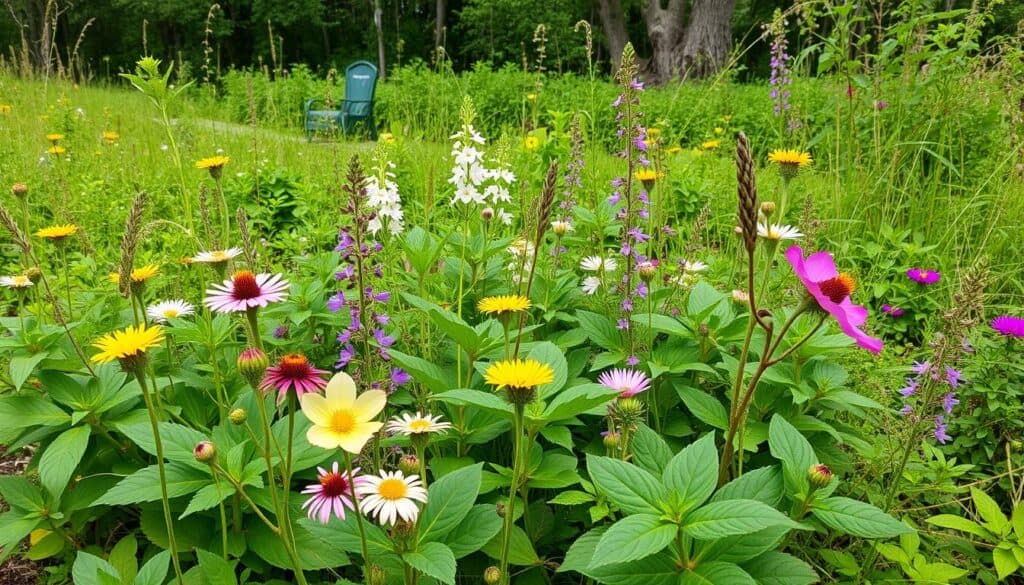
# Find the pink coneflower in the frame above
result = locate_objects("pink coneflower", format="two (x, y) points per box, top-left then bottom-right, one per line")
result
(301, 462), (360, 524)
(784, 246), (883, 354)
(204, 270), (289, 312)
(906, 268), (941, 285)
(597, 368), (651, 398)
(991, 315), (1024, 338)
(261, 353), (329, 401)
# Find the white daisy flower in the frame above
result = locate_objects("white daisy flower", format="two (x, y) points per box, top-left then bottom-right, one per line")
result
(507, 239), (535, 257)
(191, 247), (243, 264)
(146, 300), (196, 323)
(0, 275), (33, 289)
(581, 276), (601, 295)
(681, 260), (708, 273)
(551, 220), (574, 235)
(756, 223), (803, 241)
(580, 256), (617, 272)
(386, 412), (452, 436)
(357, 470), (428, 526)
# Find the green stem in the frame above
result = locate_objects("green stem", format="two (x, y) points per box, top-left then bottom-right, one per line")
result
(133, 367), (184, 585)
(344, 451), (372, 576)
(499, 402), (525, 585)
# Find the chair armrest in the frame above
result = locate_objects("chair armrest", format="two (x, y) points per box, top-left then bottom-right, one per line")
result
(304, 98), (324, 113)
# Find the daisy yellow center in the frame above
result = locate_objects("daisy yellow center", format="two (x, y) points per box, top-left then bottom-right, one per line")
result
(162, 309), (180, 319)
(211, 251), (227, 261)
(377, 478), (408, 501)
(319, 471), (350, 498)
(408, 419), (432, 433)
(818, 273), (856, 304)
(232, 271), (261, 299)
(330, 410), (356, 434)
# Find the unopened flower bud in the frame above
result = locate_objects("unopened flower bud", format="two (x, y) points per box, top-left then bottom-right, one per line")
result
(760, 201), (776, 217)
(551, 220), (573, 236)
(807, 464), (833, 490)
(698, 323), (709, 337)
(495, 502), (506, 518)
(194, 441), (216, 463)
(603, 431), (621, 449)
(481, 207), (494, 221)
(229, 408), (247, 425)
(484, 566), (502, 585)
(237, 347), (269, 389)
(11, 183), (28, 199)
(25, 267), (42, 284)
(368, 565), (386, 585)
(637, 260), (657, 282)
(399, 454), (420, 476)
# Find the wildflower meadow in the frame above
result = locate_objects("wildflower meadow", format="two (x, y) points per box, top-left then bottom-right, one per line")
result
(1, 2), (1023, 585)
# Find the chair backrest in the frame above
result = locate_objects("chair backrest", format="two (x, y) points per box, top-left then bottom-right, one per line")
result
(344, 61), (378, 105)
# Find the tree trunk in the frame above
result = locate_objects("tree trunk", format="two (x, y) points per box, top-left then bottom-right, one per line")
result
(434, 0), (446, 54)
(679, 0), (736, 79)
(373, 0), (386, 80)
(643, 0), (686, 82)
(595, 0), (628, 72)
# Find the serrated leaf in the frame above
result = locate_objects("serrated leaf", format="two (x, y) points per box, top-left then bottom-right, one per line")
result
(417, 462), (482, 544)
(711, 466), (784, 507)
(971, 487), (1010, 535)
(94, 463), (209, 506)
(587, 456), (667, 515)
(548, 491), (594, 505)
(813, 497), (912, 538)
(663, 433), (717, 512)
(768, 415), (816, 497)
(683, 499), (801, 540)
(134, 551), (170, 585)
(197, 548), (238, 585)
(742, 551), (818, 585)
(675, 385), (728, 429)
(630, 424), (673, 475)
(590, 514), (676, 568)
(403, 542), (456, 584)
(445, 504), (502, 558)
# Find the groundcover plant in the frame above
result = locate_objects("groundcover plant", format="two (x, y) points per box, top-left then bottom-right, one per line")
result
(2, 4), (1024, 585)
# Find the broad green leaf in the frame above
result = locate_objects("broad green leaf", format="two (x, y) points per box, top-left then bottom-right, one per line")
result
(94, 463), (209, 506)
(741, 551), (818, 585)
(248, 519), (349, 570)
(971, 487), (1011, 535)
(541, 383), (619, 422)
(25, 529), (65, 560)
(197, 548), (238, 585)
(915, 561), (969, 582)
(680, 561), (756, 585)
(390, 349), (456, 394)
(711, 466), (784, 507)
(630, 424), (672, 475)
(427, 307), (480, 352)
(528, 341), (568, 398)
(591, 514), (676, 568)
(115, 421), (207, 470)
(0, 512), (41, 561)
(812, 497), (912, 538)
(482, 524), (540, 565)
(10, 353), (47, 391)
(432, 389), (512, 416)
(558, 526), (605, 574)
(134, 551), (170, 585)
(403, 542), (456, 584)
(675, 385), (728, 429)
(0, 395), (71, 429)
(663, 433), (717, 511)
(993, 547), (1019, 580)
(575, 310), (622, 352)
(548, 490), (594, 505)
(180, 482), (231, 518)
(72, 552), (121, 585)
(418, 462), (483, 544)
(682, 499), (801, 540)
(445, 504), (503, 558)
(768, 415), (816, 496)
(695, 525), (790, 564)
(926, 514), (995, 540)
(587, 456), (667, 515)
(108, 533), (138, 584)
(0, 476), (46, 512)
(39, 425), (91, 500)
(1012, 503), (1024, 538)
(303, 514), (392, 557)
(586, 553), (679, 585)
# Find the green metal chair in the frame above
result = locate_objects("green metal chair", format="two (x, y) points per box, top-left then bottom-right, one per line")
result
(303, 60), (379, 141)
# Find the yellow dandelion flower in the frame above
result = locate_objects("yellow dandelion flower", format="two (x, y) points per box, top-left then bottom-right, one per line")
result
(701, 139), (721, 151)
(102, 131), (119, 143)
(379, 132), (396, 144)
(524, 136), (540, 151)
(647, 127), (662, 140)
(301, 372), (386, 454)
(35, 224), (78, 240)
(46, 133), (65, 143)
(666, 146), (682, 154)
(767, 149), (813, 168)
(0, 105), (12, 113)
(92, 324), (165, 364)
(634, 168), (661, 183)
(108, 264), (161, 284)
(526, 93), (537, 101)
(484, 359), (555, 404)
(48, 145), (66, 156)
(478, 295), (532, 316)
(196, 156), (230, 170)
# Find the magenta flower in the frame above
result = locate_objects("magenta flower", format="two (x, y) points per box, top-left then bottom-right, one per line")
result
(205, 270), (289, 312)
(991, 315), (1024, 338)
(881, 304), (904, 317)
(906, 268), (941, 285)
(598, 368), (651, 398)
(301, 462), (361, 524)
(260, 353), (329, 401)
(784, 246), (883, 354)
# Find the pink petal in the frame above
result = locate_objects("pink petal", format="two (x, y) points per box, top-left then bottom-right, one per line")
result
(803, 251), (838, 282)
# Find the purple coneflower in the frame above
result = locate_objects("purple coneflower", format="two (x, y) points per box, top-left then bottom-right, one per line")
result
(597, 368), (651, 398)
(991, 315), (1024, 338)
(204, 270), (289, 312)
(261, 353), (329, 401)
(301, 462), (360, 524)
(906, 268), (941, 285)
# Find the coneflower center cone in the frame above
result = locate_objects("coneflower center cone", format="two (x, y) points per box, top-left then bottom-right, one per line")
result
(277, 354), (313, 379)
(231, 271), (261, 299)
(318, 471), (352, 498)
(818, 273), (856, 303)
